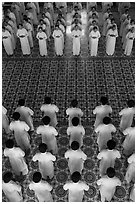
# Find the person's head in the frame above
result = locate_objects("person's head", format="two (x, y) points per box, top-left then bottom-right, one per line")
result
(127, 100), (135, 108)
(55, 24), (59, 30)
(71, 99), (78, 107)
(71, 141), (80, 150)
(42, 13), (45, 18)
(92, 20), (97, 26)
(92, 6), (96, 12)
(40, 19), (44, 24)
(71, 171), (81, 183)
(74, 5), (78, 11)
(125, 8), (129, 14)
(112, 24), (116, 30)
(18, 23), (23, 29)
(38, 26), (43, 32)
(39, 143), (47, 153)
(93, 26), (98, 32)
(106, 167), (115, 178)
(44, 96), (51, 104)
(107, 139), (116, 150)
(103, 116), (111, 125)
(33, 172), (42, 183)
(3, 172), (13, 183)
(130, 27), (135, 33)
(127, 15), (131, 20)
(12, 112), (20, 120)
(107, 8), (111, 13)
(18, 98), (25, 106)
(100, 96), (108, 105)
(5, 139), (14, 149)
(108, 13), (113, 19)
(130, 19), (135, 26)
(2, 26), (5, 32)
(111, 18), (115, 24)
(42, 116), (50, 125)
(72, 117), (80, 126)
(92, 13), (96, 19)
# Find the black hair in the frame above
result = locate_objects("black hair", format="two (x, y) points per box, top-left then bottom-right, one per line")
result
(130, 19), (135, 24)
(106, 167), (115, 178)
(72, 117), (80, 126)
(18, 99), (25, 106)
(44, 96), (51, 104)
(39, 143), (47, 153)
(33, 172), (42, 183)
(107, 139), (116, 150)
(100, 96), (108, 105)
(125, 8), (129, 13)
(3, 172), (13, 183)
(71, 141), (80, 150)
(42, 116), (50, 125)
(103, 116), (111, 125)
(127, 100), (135, 108)
(5, 139), (14, 148)
(71, 171), (81, 183)
(93, 26), (98, 30)
(71, 99), (78, 107)
(12, 112), (20, 120)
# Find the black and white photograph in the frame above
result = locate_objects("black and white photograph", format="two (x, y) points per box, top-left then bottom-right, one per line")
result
(2, 1), (135, 202)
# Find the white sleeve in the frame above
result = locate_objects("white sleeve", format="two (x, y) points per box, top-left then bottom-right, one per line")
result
(97, 179), (102, 186)
(81, 152), (87, 160)
(54, 105), (59, 112)
(97, 152), (103, 160)
(115, 151), (121, 159)
(51, 155), (56, 161)
(67, 127), (71, 135)
(36, 126), (41, 134)
(82, 183), (89, 191)
(27, 107), (34, 116)
(2, 106), (7, 114)
(24, 123), (30, 131)
(119, 109), (124, 116)
(33, 154), (38, 162)
(9, 122), (14, 131)
(63, 183), (69, 191)
(53, 128), (58, 136)
(81, 127), (85, 135)
(93, 107), (97, 114)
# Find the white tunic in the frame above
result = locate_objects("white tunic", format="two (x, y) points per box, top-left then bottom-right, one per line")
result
(36, 125), (58, 154)
(97, 176), (121, 202)
(17, 28), (30, 55)
(125, 154), (135, 183)
(63, 181), (89, 202)
(27, 2), (38, 25)
(2, 30), (13, 55)
(2, 181), (23, 202)
(65, 149), (87, 174)
(106, 29), (118, 55)
(119, 107), (135, 131)
(71, 29), (82, 55)
(89, 30), (100, 56)
(97, 149), (121, 176)
(36, 31), (47, 56)
(67, 125), (85, 147)
(4, 147), (28, 176)
(10, 120), (30, 152)
(33, 152), (56, 179)
(52, 29), (64, 56)
(29, 181), (53, 202)
(66, 107), (83, 126)
(124, 32), (135, 56)
(95, 124), (116, 151)
(93, 105), (112, 129)
(123, 127), (135, 156)
(23, 22), (33, 48)
(2, 106), (10, 134)
(15, 106), (34, 131)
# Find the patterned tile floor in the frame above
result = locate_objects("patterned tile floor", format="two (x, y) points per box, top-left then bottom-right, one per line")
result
(2, 7), (135, 202)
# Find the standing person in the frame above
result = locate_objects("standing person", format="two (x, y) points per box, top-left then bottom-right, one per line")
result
(125, 153), (135, 184)
(130, 184), (135, 201)
(97, 167), (121, 202)
(119, 100), (135, 132)
(102, 8), (111, 36)
(65, 141), (87, 174)
(26, 2), (38, 25)
(71, 25), (82, 56)
(15, 99), (34, 132)
(93, 96), (112, 129)
(29, 172), (53, 202)
(106, 25), (118, 56)
(63, 171), (89, 202)
(23, 18), (34, 48)
(36, 27), (48, 56)
(2, 172), (23, 202)
(124, 27), (135, 56)
(3, 139), (28, 176)
(52, 25), (64, 56)
(32, 143), (56, 180)
(4, 21), (16, 50)
(17, 24), (31, 55)
(95, 117), (116, 151)
(36, 116), (58, 154)
(89, 26), (100, 56)
(119, 9), (129, 37)
(40, 96), (59, 128)
(2, 26), (14, 56)
(2, 106), (10, 134)
(122, 18), (134, 49)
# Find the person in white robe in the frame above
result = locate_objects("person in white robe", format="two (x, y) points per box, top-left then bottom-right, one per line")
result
(97, 167), (121, 202)
(17, 24), (30, 55)
(97, 139), (121, 176)
(37, 19), (46, 33)
(67, 117), (85, 147)
(29, 172), (53, 202)
(4, 139), (28, 176)
(95, 117), (116, 151)
(89, 26), (100, 56)
(118, 2), (130, 16)
(102, 9), (111, 36)
(122, 19), (134, 49)
(15, 99), (34, 131)
(65, 141), (87, 174)
(7, 9), (17, 29)
(36, 116), (58, 154)
(41, 13), (51, 40)
(52, 25), (64, 56)
(10, 112), (30, 154)
(11, 3), (22, 26)
(88, 7), (99, 19)
(106, 25), (118, 56)
(121, 15), (131, 44)
(63, 172), (89, 202)
(36, 27), (48, 56)
(2, 106), (10, 134)
(122, 126), (135, 156)
(2, 27), (13, 56)
(32, 144), (56, 180)
(119, 100), (135, 131)
(73, 2), (82, 10)
(87, 2), (97, 12)
(40, 96), (59, 128)
(130, 184), (135, 201)
(102, 2), (113, 13)
(124, 27), (135, 56)
(4, 22), (16, 50)
(23, 18), (33, 48)
(25, 8), (34, 35)
(27, 2), (38, 25)
(125, 153), (135, 183)
(34, 2), (40, 14)
(56, 20), (65, 48)
(71, 25), (82, 56)
(93, 96), (112, 129)
(2, 172), (23, 202)
(119, 9), (129, 36)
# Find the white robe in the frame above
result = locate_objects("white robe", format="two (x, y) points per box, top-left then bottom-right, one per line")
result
(23, 22), (34, 48)
(10, 120), (30, 152)
(52, 29), (64, 56)
(65, 149), (87, 174)
(93, 105), (112, 129)
(71, 29), (82, 55)
(4, 147), (28, 176)
(130, 184), (135, 201)
(2, 30), (13, 55)
(17, 28), (30, 55)
(119, 14), (128, 36)
(95, 124), (116, 151)
(97, 176), (121, 202)
(97, 149), (121, 176)
(2, 106), (10, 134)
(106, 29), (118, 55)
(29, 181), (53, 202)
(122, 127), (135, 156)
(36, 31), (47, 56)
(5, 25), (16, 50)
(36, 125), (58, 154)
(124, 32), (135, 56)
(27, 2), (38, 25)
(125, 154), (135, 183)
(33, 152), (56, 179)
(2, 181), (23, 202)
(15, 106), (34, 131)
(89, 30), (100, 56)
(66, 107), (83, 126)
(119, 107), (135, 131)
(63, 181), (89, 202)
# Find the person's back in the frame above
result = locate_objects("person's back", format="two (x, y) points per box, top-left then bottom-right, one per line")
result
(125, 153), (135, 183)
(123, 126), (135, 155)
